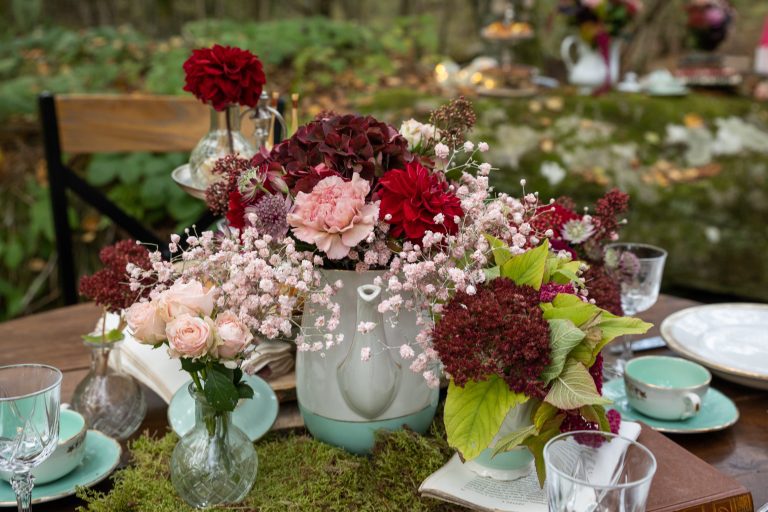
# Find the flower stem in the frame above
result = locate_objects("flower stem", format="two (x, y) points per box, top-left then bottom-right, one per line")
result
(191, 371), (204, 394)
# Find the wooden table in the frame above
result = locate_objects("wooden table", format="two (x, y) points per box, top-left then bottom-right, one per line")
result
(0, 296), (766, 511)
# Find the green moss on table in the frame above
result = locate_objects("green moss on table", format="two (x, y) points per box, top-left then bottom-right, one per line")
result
(77, 425), (463, 512)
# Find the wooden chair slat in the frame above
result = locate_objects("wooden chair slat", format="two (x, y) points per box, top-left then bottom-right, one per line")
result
(55, 94), (258, 154)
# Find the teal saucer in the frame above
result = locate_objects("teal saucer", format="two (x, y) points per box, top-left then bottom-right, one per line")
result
(168, 374), (279, 442)
(0, 430), (121, 507)
(603, 379), (739, 433)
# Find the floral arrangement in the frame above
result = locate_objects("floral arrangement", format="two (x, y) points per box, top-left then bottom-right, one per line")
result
(433, 238), (651, 484)
(79, 239), (152, 344)
(558, 0), (643, 46)
(183, 44), (266, 111)
(685, 0), (733, 51)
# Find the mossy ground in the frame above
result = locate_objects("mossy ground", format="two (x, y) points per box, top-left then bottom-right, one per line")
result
(77, 422), (463, 512)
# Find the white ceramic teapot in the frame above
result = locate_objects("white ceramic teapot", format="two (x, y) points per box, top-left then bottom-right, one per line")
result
(561, 35), (621, 90)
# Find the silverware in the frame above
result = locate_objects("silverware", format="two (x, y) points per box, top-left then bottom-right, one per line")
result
(608, 336), (666, 354)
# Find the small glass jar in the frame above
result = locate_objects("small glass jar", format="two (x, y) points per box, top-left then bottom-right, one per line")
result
(189, 104), (255, 187)
(71, 340), (146, 440)
(170, 385), (258, 508)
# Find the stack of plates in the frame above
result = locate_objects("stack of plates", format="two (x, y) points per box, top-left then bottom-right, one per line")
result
(661, 303), (768, 390)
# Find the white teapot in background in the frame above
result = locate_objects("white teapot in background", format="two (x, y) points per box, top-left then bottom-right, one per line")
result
(561, 35), (622, 90)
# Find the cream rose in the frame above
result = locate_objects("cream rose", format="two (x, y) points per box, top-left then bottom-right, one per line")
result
(157, 280), (216, 322)
(125, 301), (166, 344)
(214, 311), (253, 359)
(166, 314), (214, 359)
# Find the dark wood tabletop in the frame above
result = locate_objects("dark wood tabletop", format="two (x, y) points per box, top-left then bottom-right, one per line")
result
(0, 296), (766, 511)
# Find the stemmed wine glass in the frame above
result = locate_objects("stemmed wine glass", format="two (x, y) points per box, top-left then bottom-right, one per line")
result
(604, 243), (667, 378)
(0, 364), (62, 512)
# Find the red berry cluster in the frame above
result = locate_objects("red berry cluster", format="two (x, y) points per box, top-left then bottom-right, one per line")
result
(78, 240), (151, 313)
(583, 264), (623, 316)
(432, 278), (551, 398)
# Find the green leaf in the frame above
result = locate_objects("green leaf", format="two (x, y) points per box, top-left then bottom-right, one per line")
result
(444, 376), (527, 460)
(204, 366), (240, 412)
(541, 319), (586, 382)
(105, 328), (125, 342)
(484, 266), (500, 281)
(491, 424), (537, 457)
(598, 315), (653, 346)
(499, 240), (550, 290)
(542, 300), (599, 327)
(180, 358), (205, 373)
(552, 268), (580, 285)
(484, 234), (512, 267)
(545, 360), (611, 410)
(523, 417), (564, 488)
(533, 401), (558, 430)
(581, 404), (610, 432)
(237, 382), (254, 400)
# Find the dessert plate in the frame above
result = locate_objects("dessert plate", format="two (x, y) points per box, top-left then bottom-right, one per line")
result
(604, 379), (739, 434)
(0, 430), (121, 506)
(661, 303), (768, 390)
(168, 374), (279, 442)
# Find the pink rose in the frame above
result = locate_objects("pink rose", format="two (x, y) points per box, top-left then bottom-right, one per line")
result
(287, 173), (379, 260)
(157, 280), (216, 322)
(125, 301), (166, 344)
(582, 0), (603, 8)
(214, 311), (253, 359)
(166, 314), (214, 359)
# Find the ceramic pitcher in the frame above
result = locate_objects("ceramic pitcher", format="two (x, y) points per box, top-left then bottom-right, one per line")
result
(561, 36), (621, 90)
(296, 270), (439, 454)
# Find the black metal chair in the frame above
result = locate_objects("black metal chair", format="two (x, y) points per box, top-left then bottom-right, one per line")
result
(38, 93), (225, 305)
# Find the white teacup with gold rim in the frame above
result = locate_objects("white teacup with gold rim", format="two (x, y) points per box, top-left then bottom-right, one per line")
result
(624, 356), (711, 421)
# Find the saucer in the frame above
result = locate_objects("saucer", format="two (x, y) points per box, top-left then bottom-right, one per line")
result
(603, 379), (739, 433)
(0, 430), (121, 506)
(168, 374), (279, 442)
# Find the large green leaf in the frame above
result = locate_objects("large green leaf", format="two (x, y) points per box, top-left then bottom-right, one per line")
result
(542, 299), (599, 327)
(598, 315), (653, 346)
(533, 401), (558, 430)
(491, 424), (538, 457)
(203, 365), (240, 412)
(484, 234), (512, 267)
(544, 360), (611, 410)
(499, 240), (550, 290)
(541, 319), (586, 382)
(445, 376), (526, 460)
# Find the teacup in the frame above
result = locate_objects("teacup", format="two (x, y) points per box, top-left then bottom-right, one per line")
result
(0, 407), (87, 484)
(624, 356), (711, 421)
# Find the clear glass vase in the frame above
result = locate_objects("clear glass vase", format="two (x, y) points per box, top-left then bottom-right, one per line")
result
(189, 104), (255, 187)
(170, 385), (258, 508)
(71, 340), (146, 440)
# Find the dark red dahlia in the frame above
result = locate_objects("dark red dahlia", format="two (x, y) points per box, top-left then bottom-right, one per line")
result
(183, 44), (266, 111)
(531, 202), (580, 238)
(270, 114), (410, 194)
(79, 240), (152, 312)
(432, 278), (551, 397)
(378, 161), (464, 242)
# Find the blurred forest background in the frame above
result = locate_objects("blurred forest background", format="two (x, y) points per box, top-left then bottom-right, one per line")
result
(1, 0), (768, 319)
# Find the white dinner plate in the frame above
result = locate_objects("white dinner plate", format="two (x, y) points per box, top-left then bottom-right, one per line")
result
(661, 303), (768, 390)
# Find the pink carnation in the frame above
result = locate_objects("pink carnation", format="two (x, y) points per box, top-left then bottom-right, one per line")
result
(287, 173), (379, 260)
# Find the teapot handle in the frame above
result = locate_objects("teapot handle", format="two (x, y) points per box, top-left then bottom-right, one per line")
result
(560, 35), (578, 72)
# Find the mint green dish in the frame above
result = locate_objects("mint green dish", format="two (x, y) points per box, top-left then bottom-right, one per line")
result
(168, 374), (279, 442)
(299, 393), (439, 455)
(0, 430), (121, 507)
(604, 379), (739, 433)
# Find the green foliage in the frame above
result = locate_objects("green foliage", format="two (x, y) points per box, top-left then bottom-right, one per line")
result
(444, 376), (527, 460)
(544, 359), (612, 410)
(78, 426), (457, 512)
(540, 319), (585, 383)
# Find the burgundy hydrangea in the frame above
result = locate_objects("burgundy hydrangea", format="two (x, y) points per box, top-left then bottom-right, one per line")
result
(590, 352), (604, 394)
(183, 44), (266, 111)
(79, 240), (151, 312)
(270, 114), (411, 194)
(583, 264), (623, 316)
(432, 278), (551, 398)
(539, 283), (577, 303)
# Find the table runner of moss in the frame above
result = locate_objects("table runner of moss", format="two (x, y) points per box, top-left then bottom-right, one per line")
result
(77, 423), (466, 511)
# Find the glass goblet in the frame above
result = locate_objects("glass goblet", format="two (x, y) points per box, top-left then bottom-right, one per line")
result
(604, 243), (667, 377)
(544, 431), (657, 512)
(0, 364), (62, 512)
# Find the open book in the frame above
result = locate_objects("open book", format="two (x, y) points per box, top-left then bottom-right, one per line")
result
(99, 313), (294, 403)
(419, 421), (641, 512)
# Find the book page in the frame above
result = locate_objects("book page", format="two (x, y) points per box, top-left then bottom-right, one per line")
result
(420, 422), (641, 512)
